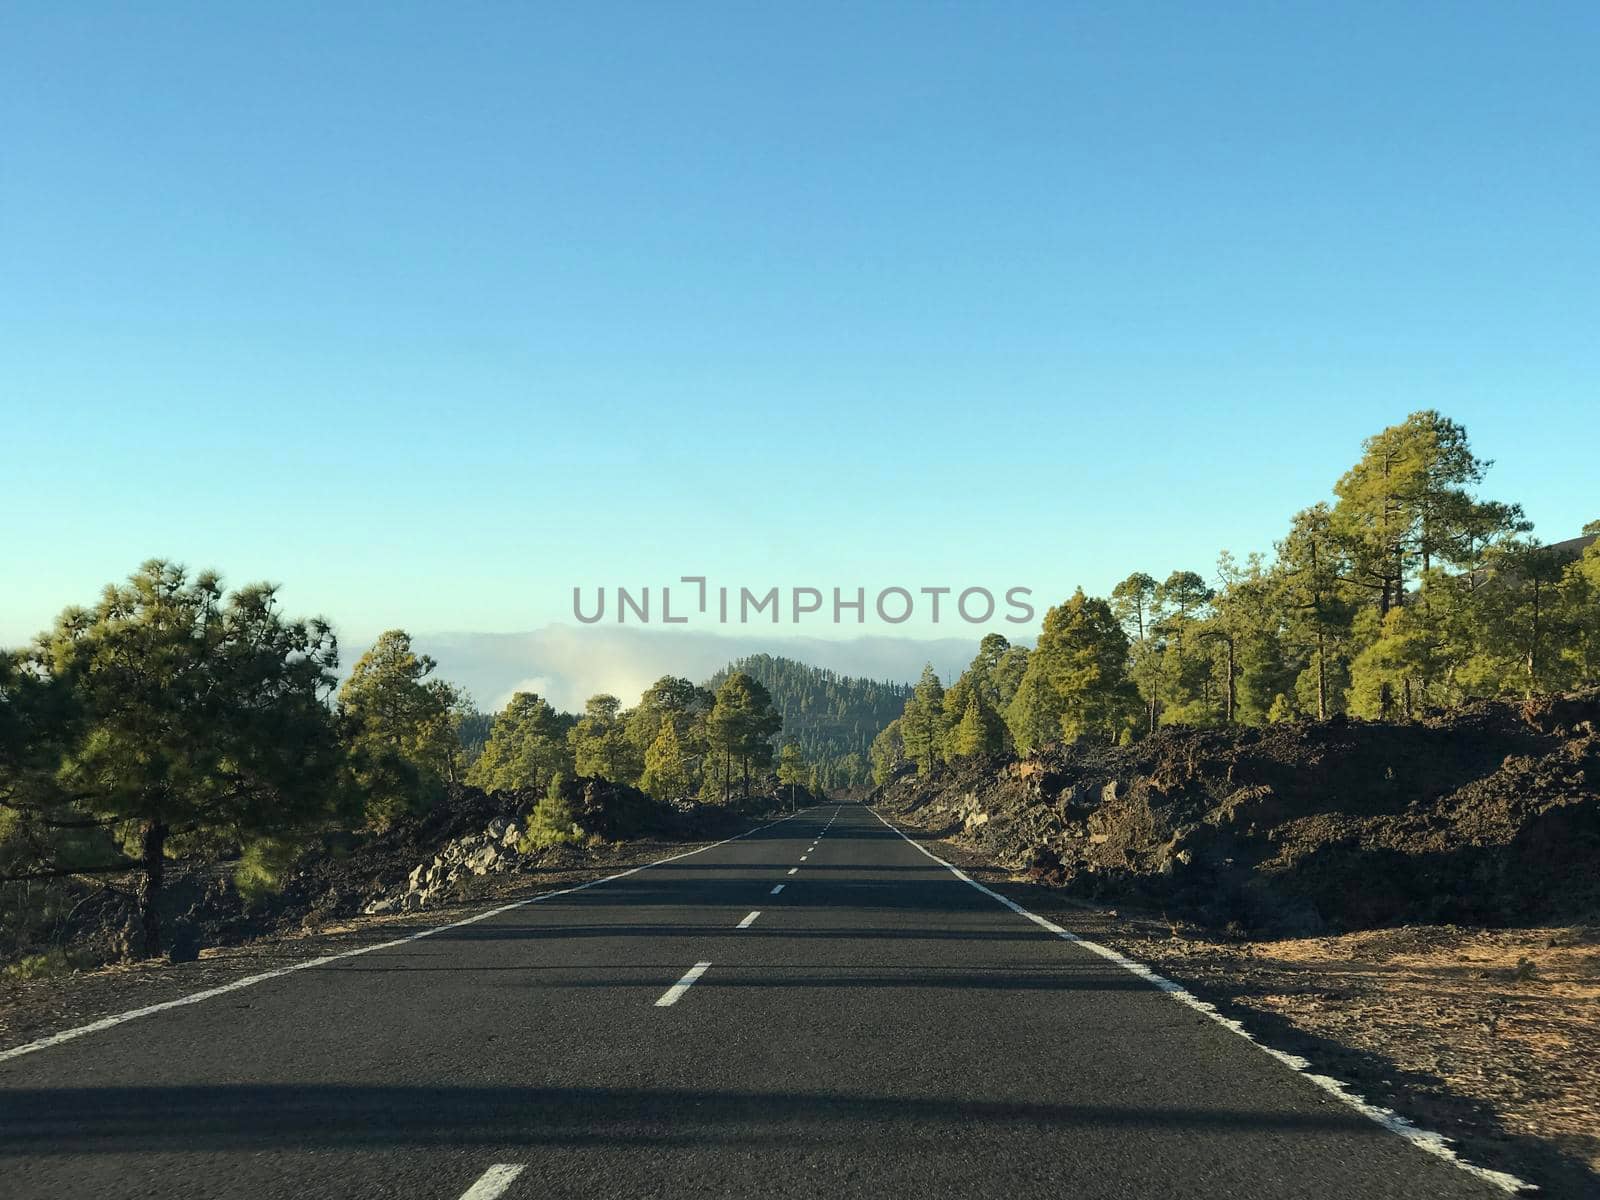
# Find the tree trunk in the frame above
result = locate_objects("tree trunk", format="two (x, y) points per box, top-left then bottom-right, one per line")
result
(137, 820), (167, 959)
(742, 754), (750, 800)
(1224, 637), (1237, 724)
(1316, 633), (1328, 720)
(1529, 580), (1542, 693)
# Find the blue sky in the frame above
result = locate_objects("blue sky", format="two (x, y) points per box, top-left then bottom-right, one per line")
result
(3, 2), (1596, 655)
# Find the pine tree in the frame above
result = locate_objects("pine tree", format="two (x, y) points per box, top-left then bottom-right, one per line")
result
(1331, 411), (1525, 617)
(1555, 531), (1600, 687)
(1205, 551), (1295, 726)
(642, 721), (692, 800)
(1005, 589), (1138, 750)
(869, 718), (905, 785)
(339, 630), (456, 827)
(625, 676), (714, 785)
(704, 655), (909, 789)
(777, 741), (807, 809)
(1153, 570), (1215, 722)
(1113, 572), (1162, 731)
(1274, 503), (1355, 720)
(949, 691), (1004, 759)
(468, 692), (574, 794)
(708, 672), (781, 800)
(941, 634), (1019, 758)
(521, 772), (581, 849)
(8, 562), (346, 957)
(1464, 539), (1583, 696)
(900, 664), (948, 776)
(569, 695), (642, 784)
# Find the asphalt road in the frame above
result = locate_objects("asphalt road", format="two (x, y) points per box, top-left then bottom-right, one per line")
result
(0, 802), (1514, 1199)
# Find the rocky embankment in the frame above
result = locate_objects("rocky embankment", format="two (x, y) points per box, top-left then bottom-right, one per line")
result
(360, 814), (528, 915)
(242, 779), (805, 944)
(877, 692), (1600, 934)
(11, 778), (808, 971)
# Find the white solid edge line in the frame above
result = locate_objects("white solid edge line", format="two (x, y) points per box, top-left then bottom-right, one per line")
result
(737, 910), (761, 929)
(459, 1163), (526, 1200)
(868, 806), (1531, 1196)
(655, 961), (712, 1007)
(0, 810), (811, 1065)
(770, 884), (785, 895)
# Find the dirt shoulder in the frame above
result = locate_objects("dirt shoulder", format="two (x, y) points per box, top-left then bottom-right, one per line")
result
(0, 828), (744, 1055)
(882, 807), (1600, 1200)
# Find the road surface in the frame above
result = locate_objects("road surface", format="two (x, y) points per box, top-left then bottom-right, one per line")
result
(0, 803), (1515, 1198)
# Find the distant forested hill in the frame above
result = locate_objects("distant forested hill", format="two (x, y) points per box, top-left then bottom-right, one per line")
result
(706, 654), (912, 790)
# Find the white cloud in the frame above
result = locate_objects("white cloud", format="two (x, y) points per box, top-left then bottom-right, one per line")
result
(412, 624), (992, 713)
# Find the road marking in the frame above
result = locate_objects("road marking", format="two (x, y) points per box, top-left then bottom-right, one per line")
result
(868, 806), (1531, 1195)
(0, 811), (813, 1064)
(799, 855), (808, 861)
(655, 961), (712, 1007)
(459, 1164), (525, 1200)
(787, 867), (798, 875)
(770, 884), (785, 894)
(737, 910), (761, 929)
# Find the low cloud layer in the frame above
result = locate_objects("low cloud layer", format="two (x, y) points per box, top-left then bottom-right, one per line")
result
(413, 625), (988, 713)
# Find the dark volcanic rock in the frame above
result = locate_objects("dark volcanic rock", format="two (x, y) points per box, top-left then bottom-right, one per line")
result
(878, 691), (1600, 934)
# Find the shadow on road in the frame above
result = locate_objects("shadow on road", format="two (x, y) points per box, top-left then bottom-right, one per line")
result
(0, 1082), (1378, 1154)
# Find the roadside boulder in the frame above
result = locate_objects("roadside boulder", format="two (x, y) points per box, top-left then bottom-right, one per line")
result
(166, 924), (202, 964)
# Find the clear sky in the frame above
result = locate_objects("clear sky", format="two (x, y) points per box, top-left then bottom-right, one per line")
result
(3, 3), (1596, 652)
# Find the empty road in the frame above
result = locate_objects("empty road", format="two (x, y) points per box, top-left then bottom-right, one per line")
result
(0, 803), (1518, 1198)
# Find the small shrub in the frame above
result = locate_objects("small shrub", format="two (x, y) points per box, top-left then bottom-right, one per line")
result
(234, 837), (305, 906)
(520, 773), (582, 851)
(3, 949), (72, 982)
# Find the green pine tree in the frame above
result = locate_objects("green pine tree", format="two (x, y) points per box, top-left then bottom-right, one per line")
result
(9, 562), (347, 957)
(949, 691), (1004, 759)
(642, 721), (692, 800)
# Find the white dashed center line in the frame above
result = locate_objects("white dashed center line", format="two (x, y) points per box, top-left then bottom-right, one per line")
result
(770, 884), (785, 895)
(459, 1164), (526, 1200)
(737, 910), (761, 929)
(787, 867), (798, 875)
(655, 962), (712, 1007)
